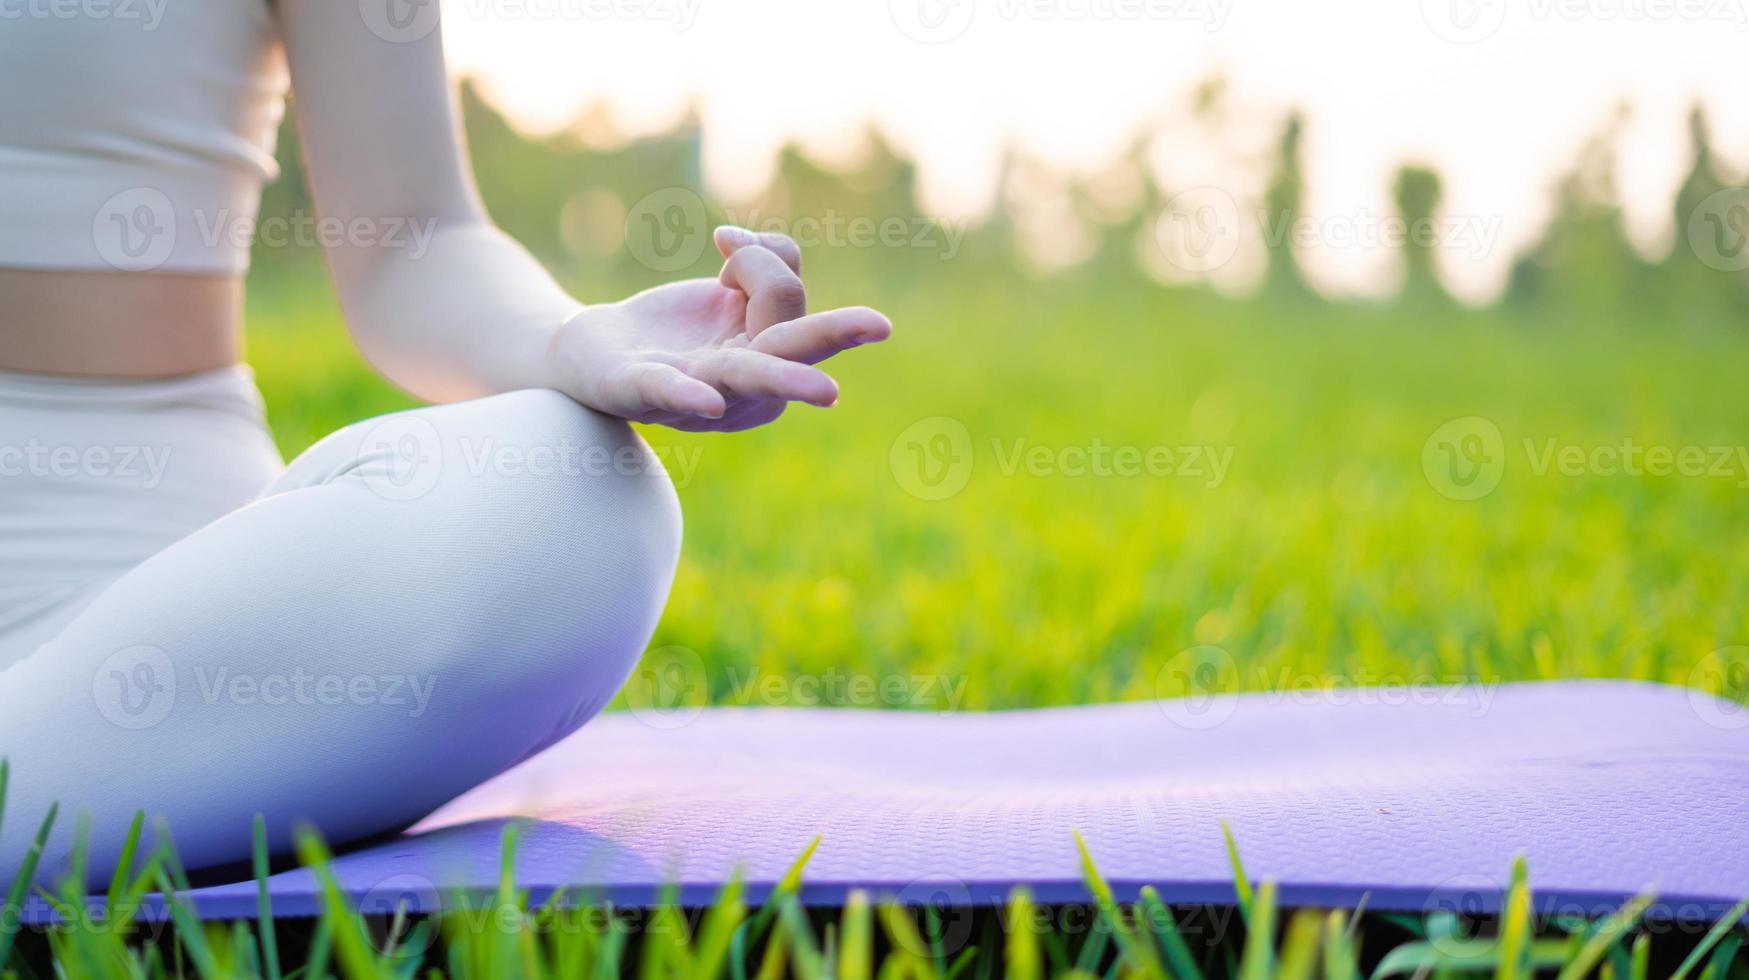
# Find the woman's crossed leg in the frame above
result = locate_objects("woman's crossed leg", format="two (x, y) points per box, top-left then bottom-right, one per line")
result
(0, 389), (681, 885)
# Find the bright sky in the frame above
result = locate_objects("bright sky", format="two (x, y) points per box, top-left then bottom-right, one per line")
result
(440, 0), (1749, 301)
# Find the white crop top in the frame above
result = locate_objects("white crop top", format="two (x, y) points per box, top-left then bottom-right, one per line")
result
(0, 0), (289, 274)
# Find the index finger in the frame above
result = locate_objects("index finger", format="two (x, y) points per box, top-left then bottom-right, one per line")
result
(719, 244), (807, 336)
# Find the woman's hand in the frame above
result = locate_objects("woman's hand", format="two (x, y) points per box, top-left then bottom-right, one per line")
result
(546, 227), (892, 432)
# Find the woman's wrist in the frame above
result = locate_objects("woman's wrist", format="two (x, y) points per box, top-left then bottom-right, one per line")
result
(538, 303), (620, 408)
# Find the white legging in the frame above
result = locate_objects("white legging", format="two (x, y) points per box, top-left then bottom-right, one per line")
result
(0, 366), (681, 885)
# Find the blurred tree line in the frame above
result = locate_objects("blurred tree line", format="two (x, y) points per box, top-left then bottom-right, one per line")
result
(254, 80), (1749, 324)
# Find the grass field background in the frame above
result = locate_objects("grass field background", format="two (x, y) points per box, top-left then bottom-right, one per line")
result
(8, 94), (1749, 980)
(242, 260), (1749, 717)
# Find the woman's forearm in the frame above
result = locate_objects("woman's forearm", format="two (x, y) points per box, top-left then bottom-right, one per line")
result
(276, 0), (886, 428)
(275, 0), (580, 404)
(329, 219), (577, 404)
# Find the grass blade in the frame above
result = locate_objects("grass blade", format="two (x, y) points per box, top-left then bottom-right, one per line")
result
(1323, 910), (1361, 980)
(155, 867), (223, 980)
(1705, 934), (1741, 980)
(1553, 890), (1653, 980)
(103, 811), (146, 915)
(254, 814), (283, 980)
(0, 802), (58, 974)
(692, 873), (748, 980)
(1005, 888), (1041, 980)
(294, 827), (385, 980)
(1220, 822), (1254, 924)
(1496, 857), (1532, 980)
(1138, 886), (1205, 980)
(777, 897), (825, 979)
(1276, 909), (1322, 980)
(1074, 915), (1111, 976)
(1670, 895), (1749, 980)
(1073, 830), (1162, 977)
(1236, 880), (1277, 980)
(838, 889), (873, 980)
(732, 836), (820, 980)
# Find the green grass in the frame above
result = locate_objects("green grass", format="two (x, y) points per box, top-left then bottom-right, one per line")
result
(245, 269), (1749, 714)
(3, 770), (1746, 980)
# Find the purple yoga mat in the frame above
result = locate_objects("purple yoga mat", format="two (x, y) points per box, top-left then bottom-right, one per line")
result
(31, 680), (1749, 922)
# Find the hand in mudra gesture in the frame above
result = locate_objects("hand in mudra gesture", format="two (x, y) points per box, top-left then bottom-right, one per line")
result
(548, 226), (892, 432)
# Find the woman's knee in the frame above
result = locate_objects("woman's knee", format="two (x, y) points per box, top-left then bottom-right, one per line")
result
(421, 389), (682, 663)
(463, 388), (682, 564)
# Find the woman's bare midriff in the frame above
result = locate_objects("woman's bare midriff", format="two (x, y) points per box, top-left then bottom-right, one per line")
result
(0, 268), (243, 378)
